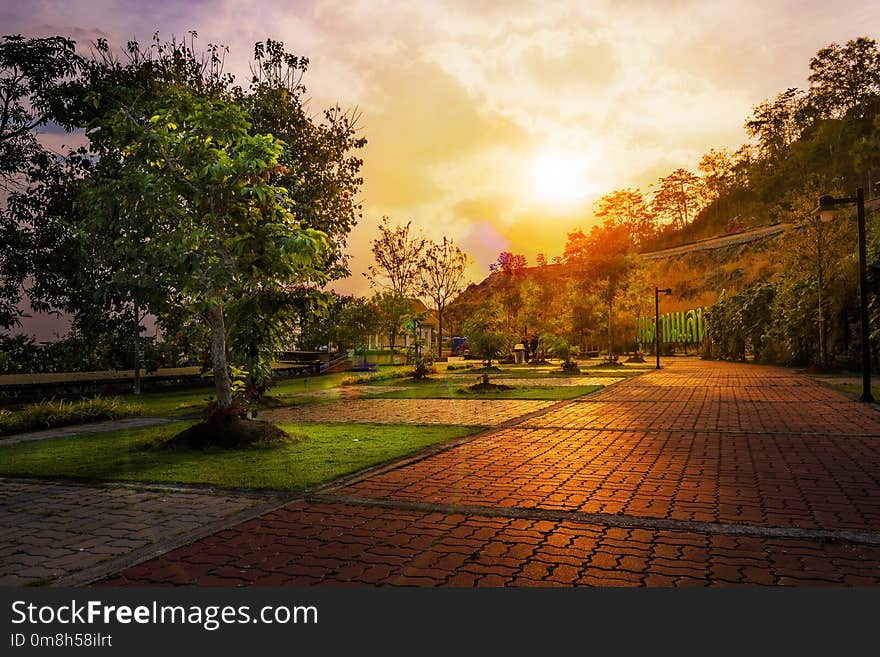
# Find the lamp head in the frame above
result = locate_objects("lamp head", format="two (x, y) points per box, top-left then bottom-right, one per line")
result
(818, 194), (837, 210)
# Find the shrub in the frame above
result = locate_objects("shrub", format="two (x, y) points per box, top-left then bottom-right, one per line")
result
(340, 367), (412, 386)
(0, 397), (144, 436)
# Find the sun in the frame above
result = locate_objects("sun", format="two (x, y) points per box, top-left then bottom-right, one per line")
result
(529, 149), (592, 205)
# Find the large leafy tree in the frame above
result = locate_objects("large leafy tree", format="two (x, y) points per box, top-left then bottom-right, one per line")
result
(564, 225), (637, 360)
(489, 251), (528, 333)
(806, 37), (880, 120)
(0, 35), (80, 329)
(87, 89), (328, 409)
(650, 168), (703, 230)
(239, 39), (366, 281)
(594, 188), (656, 248)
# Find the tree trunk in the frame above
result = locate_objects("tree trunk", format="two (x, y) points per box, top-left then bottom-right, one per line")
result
(607, 298), (614, 359)
(437, 308), (443, 360)
(207, 304), (234, 409)
(133, 298), (141, 396)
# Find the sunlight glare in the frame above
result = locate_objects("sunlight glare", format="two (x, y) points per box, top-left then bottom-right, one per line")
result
(529, 149), (592, 205)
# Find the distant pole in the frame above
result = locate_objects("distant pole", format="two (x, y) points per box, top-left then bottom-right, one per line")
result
(857, 188), (874, 402)
(655, 287), (661, 370)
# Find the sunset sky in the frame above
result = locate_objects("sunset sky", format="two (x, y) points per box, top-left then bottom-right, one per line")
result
(3, 0), (880, 336)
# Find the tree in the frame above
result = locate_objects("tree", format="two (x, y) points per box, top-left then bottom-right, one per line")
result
(373, 289), (411, 357)
(87, 88), (328, 410)
(462, 306), (514, 368)
(489, 251), (528, 333)
(335, 297), (380, 369)
(698, 148), (735, 202)
(776, 186), (852, 367)
(14, 35), (364, 400)
(594, 188), (656, 248)
(419, 236), (468, 358)
(806, 37), (880, 120)
(650, 168), (703, 230)
(240, 39), (366, 281)
(366, 216), (426, 295)
(564, 225), (637, 360)
(745, 88), (806, 171)
(0, 35), (80, 329)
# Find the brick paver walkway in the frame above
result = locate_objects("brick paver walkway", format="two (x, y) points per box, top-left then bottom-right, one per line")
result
(0, 479), (289, 586)
(262, 399), (556, 426)
(91, 360), (880, 585)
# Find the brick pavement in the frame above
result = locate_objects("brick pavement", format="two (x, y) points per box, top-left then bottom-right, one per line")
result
(262, 398), (556, 426)
(102, 359), (880, 587)
(104, 500), (880, 587)
(0, 479), (290, 586)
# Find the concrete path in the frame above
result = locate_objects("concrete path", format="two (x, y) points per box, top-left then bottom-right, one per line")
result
(103, 359), (880, 587)
(0, 478), (292, 586)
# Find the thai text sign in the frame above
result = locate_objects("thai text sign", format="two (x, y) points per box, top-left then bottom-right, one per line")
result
(636, 308), (705, 346)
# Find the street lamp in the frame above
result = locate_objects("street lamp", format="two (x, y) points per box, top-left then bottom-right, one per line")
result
(655, 286), (672, 370)
(816, 188), (873, 402)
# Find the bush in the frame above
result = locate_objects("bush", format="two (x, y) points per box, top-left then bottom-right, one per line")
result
(445, 363), (477, 371)
(340, 367), (412, 386)
(0, 397), (144, 436)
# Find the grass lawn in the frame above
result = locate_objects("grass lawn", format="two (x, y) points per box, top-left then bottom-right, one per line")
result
(370, 381), (603, 400)
(0, 421), (483, 490)
(829, 383), (880, 400)
(114, 372), (351, 417)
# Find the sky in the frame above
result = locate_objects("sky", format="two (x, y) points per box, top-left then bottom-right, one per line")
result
(3, 0), (880, 338)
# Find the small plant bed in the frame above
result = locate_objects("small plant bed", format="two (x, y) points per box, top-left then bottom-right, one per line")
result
(468, 375), (512, 393)
(0, 397), (143, 438)
(341, 367), (413, 386)
(0, 421), (484, 490)
(164, 418), (291, 449)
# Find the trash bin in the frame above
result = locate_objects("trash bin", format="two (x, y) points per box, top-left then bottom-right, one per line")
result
(514, 343), (526, 364)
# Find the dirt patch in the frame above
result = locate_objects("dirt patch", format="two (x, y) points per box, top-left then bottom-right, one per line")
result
(165, 418), (295, 450)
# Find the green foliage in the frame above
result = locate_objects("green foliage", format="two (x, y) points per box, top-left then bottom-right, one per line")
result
(335, 297), (381, 368)
(372, 290), (411, 355)
(462, 307), (515, 367)
(0, 35), (81, 329)
(339, 367), (412, 386)
(0, 396), (143, 436)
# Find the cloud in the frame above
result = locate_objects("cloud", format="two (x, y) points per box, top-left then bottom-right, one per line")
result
(4, 0), (879, 300)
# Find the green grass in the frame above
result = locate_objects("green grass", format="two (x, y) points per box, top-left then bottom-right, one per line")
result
(831, 383), (880, 400)
(369, 381), (603, 400)
(0, 421), (484, 490)
(111, 372), (350, 417)
(0, 397), (143, 437)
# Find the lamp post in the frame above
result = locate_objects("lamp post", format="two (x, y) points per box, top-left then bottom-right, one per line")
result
(655, 287), (672, 370)
(817, 188), (873, 402)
